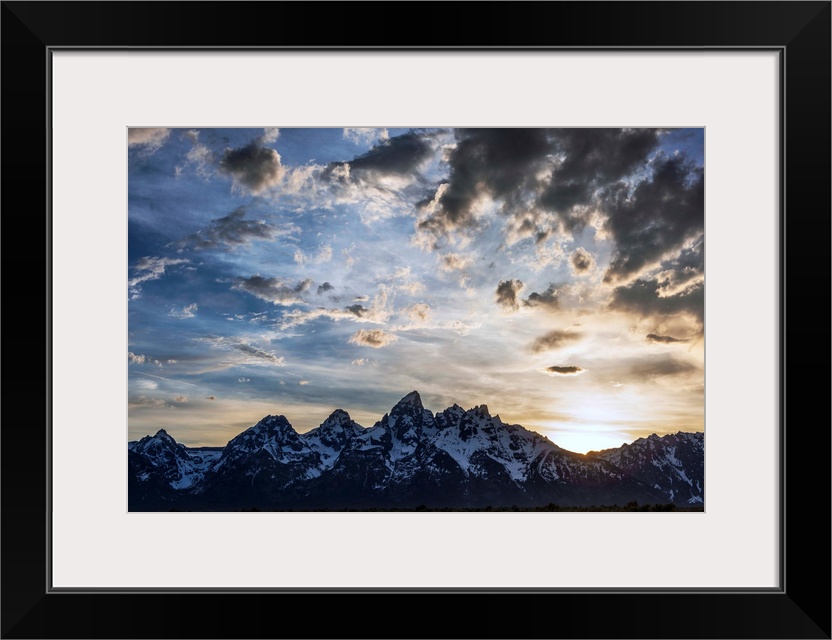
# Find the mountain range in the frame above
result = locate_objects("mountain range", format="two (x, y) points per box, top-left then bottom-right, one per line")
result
(128, 391), (704, 511)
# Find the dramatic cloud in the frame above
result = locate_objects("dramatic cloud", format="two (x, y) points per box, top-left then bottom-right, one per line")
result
(128, 256), (189, 299)
(336, 131), (435, 179)
(530, 329), (582, 353)
(652, 237), (704, 295)
(178, 207), (295, 251)
(343, 128), (389, 146)
(197, 335), (286, 366)
(610, 278), (704, 325)
(173, 395), (189, 403)
(419, 128), (553, 236)
(495, 279), (524, 312)
(128, 128), (170, 153)
(348, 329), (398, 349)
(299, 380), (310, 386)
(168, 303), (198, 319)
(237, 378), (250, 383)
(419, 128), (661, 239)
(219, 141), (285, 195)
(232, 276), (313, 306)
(206, 396), (216, 400)
(569, 247), (596, 274)
(544, 366), (585, 376)
(537, 128), (659, 228)
(646, 333), (689, 344)
(601, 154), (704, 283)
(317, 282), (334, 295)
(524, 284), (559, 309)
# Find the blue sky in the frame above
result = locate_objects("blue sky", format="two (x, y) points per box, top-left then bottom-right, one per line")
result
(128, 127), (704, 453)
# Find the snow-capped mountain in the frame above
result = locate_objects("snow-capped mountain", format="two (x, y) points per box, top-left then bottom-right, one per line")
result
(128, 392), (704, 511)
(129, 429), (221, 489)
(587, 432), (704, 505)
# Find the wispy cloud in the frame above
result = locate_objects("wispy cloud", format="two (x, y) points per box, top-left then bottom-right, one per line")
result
(294, 244), (333, 265)
(343, 127), (389, 146)
(128, 256), (189, 299)
(169, 303), (198, 319)
(177, 206), (297, 251)
(232, 276), (313, 306)
(196, 335), (286, 366)
(128, 128), (170, 153)
(529, 329), (582, 353)
(646, 333), (689, 344)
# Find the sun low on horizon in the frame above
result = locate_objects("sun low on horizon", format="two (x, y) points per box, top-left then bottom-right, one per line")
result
(128, 127), (704, 456)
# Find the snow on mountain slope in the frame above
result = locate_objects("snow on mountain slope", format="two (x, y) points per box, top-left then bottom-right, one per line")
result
(128, 393), (703, 509)
(129, 429), (221, 490)
(587, 432), (704, 504)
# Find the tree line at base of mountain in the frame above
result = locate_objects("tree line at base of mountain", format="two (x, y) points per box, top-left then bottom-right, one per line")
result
(167, 502), (703, 513)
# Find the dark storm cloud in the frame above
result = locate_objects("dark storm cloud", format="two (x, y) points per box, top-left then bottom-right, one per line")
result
(419, 128), (552, 236)
(646, 333), (689, 344)
(570, 247), (595, 273)
(537, 128), (659, 229)
(232, 275), (313, 306)
(656, 237), (704, 289)
(348, 131), (435, 176)
(495, 279), (524, 312)
(524, 284), (559, 309)
(610, 278), (704, 325)
(601, 154), (704, 283)
(219, 141), (284, 195)
(545, 365), (584, 375)
(419, 128), (661, 238)
(530, 329), (582, 353)
(178, 206), (289, 251)
(317, 282), (334, 295)
(324, 131), (435, 183)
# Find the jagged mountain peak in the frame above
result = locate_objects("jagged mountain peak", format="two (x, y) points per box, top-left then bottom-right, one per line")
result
(470, 404), (490, 418)
(395, 390), (423, 409)
(250, 414), (294, 432)
(326, 408), (351, 421)
(132, 428), (184, 455)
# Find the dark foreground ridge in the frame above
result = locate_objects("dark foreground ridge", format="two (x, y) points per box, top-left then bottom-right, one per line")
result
(129, 391), (704, 511)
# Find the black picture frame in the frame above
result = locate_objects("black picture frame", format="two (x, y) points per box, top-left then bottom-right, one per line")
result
(3, 2), (829, 638)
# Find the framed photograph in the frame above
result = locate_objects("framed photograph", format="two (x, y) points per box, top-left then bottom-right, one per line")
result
(4, 2), (829, 638)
